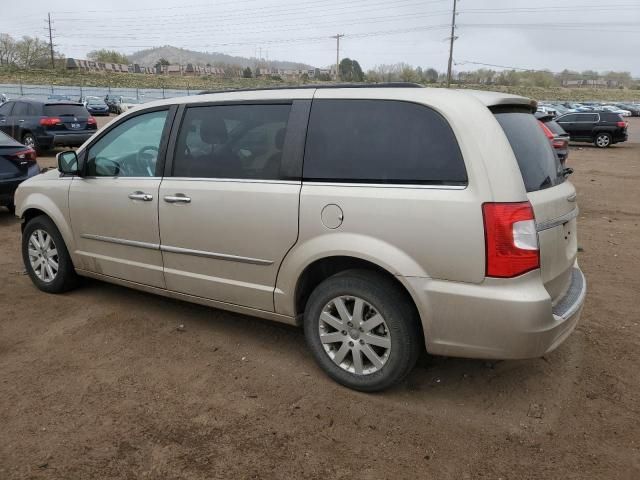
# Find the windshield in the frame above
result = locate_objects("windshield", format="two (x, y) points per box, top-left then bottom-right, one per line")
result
(494, 111), (565, 192)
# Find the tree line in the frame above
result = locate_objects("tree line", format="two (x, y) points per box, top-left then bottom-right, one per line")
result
(0, 34), (60, 68)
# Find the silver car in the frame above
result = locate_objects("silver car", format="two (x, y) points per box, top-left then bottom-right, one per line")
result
(14, 86), (586, 391)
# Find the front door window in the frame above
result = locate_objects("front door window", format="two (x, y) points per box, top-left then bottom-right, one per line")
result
(86, 110), (168, 177)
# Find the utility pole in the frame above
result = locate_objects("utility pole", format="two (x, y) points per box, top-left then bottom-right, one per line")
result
(47, 13), (55, 69)
(446, 0), (458, 88)
(332, 33), (344, 81)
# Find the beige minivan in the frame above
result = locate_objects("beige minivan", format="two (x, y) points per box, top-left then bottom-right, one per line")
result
(15, 85), (586, 391)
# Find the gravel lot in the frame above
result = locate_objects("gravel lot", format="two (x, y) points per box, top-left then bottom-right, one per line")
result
(0, 117), (639, 479)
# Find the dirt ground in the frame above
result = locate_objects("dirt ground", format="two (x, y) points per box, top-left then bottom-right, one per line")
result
(0, 118), (639, 479)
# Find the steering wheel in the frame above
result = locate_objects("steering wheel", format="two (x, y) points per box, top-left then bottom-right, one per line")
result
(137, 146), (159, 176)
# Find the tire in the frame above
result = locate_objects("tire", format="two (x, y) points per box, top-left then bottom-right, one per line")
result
(22, 215), (78, 293)
(594, 132), (611, 148)
(303, 269), (421, 392)
(22, 132), (36, 150)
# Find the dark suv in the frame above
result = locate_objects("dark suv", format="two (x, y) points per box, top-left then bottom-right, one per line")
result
(0, 99), (97, 153)
(555, 111), (628, 148)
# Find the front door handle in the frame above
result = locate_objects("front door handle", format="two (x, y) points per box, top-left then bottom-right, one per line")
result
(128, 191), (153, 201)
(164, 194), (191, 204)
(18, 119), (25, 123)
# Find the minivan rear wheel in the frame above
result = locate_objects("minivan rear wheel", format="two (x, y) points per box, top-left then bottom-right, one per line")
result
(303, 270), (421, 392)
(22, 215), (78, 293)
(594, 132), (611, 148)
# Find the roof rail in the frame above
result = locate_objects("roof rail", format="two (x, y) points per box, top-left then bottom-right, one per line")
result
(198, 82), (423, 95)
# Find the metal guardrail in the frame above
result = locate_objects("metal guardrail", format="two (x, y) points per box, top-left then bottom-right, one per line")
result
(0, 83), (202, 103)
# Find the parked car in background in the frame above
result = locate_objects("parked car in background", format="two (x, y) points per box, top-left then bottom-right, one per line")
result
(563, 103), (592, 112)
(549, 104), (574, 115)
(47, 94), (72, 102)
(600, 105), (631, 117)
(537, 105), (557, 117)
(0, 130), (38, 213)
(535, 112), (570, 164)
(0, 99), (97, 153)
(614, 103), (640, 116)
(14, 86), (585, 391)
(114, 97), (141, 114)
(81, 96), (110, 116)
(555, 111), (628, 148)
(104, 94), (122, 113)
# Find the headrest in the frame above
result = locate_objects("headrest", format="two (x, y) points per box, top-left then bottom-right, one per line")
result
(199, 117), (228, 144)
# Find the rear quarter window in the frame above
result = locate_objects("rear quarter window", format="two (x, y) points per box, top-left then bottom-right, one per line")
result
(303, 99), (467, 185)
(494, 111), (564, 192)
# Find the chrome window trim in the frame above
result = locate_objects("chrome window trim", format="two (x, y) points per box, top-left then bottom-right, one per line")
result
(166, 177), (300, 185)
(78, 176), (162, 180)
(536, 207), (579, 232)
(302, 181), (467, 190)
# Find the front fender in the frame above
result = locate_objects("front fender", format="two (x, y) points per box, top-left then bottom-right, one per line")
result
(15, 178), (75, 255)
(274, 232), (429, 317)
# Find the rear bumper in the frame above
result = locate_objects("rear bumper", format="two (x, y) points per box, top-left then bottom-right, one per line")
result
(407, 266), (586, 359)
(37, 132), (95, 148)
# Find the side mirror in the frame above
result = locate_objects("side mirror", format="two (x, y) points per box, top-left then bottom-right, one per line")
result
(57, 150), (79, 175)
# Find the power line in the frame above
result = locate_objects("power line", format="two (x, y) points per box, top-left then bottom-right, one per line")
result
(52, 11), (452, 41)
(54, 24), (451, 51)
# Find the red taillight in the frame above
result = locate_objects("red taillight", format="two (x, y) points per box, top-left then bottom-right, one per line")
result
(482, 202), (539, 278)
(39, 117), (61, 126)
(616, 121), (627, 128)
(87, 116), (97, 125)
(537, 120), (554, 140)
(8, 148), (37, 162)
(552, 138), (567, 149)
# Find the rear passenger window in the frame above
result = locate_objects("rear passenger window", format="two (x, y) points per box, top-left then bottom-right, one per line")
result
(579, 114), (598, 122)
(303, 99), (467, 185)
(172, 104), (291, 180)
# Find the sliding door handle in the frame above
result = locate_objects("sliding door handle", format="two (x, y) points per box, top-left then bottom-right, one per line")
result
(164, 194), (191, 204)
(128, 191), (153, 201)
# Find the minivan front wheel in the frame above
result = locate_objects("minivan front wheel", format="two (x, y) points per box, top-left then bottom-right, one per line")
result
(594, 132), (612, 148)
(304, 270), (421, 392)
(22, 215), (78, 293)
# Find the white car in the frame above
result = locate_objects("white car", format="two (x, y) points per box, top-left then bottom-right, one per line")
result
(601, 105), (631, 117)
(116, 97), (141, 114)
(537, 105), (557, 117)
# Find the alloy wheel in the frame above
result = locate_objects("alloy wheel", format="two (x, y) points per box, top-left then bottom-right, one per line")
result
(28, 229), (59, 283)
(23, 134), (35, 148)
(318, 296), (391, 375)
(596, 135), (610, 147)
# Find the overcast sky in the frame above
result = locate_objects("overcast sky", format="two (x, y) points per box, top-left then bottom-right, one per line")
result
(2, 0), (639, 75)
